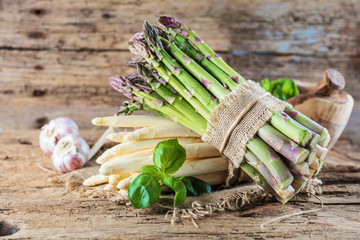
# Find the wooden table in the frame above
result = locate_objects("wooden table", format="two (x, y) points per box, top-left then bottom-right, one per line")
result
(1, 0), (360, 238)
(1, 129), (360, 239)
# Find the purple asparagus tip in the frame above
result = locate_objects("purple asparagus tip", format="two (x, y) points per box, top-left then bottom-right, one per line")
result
(214, 52), (221, 59)
(157, 16), (182, 29)
(183, 55), (192, 64)
(206, 55), (211, 60)
(134, 96), (144, 103)
(170, 116), (178, 122)
(109, 75), (124, 93)
(286, 109), (298, 119)
(181, 29), (189, 37)
(166, 97), (175, 104)
(151, 100), (163, 107)
(230, 76), (240, 83)
(194, 37), (202, 44)
(281, 112), (290, 122)
(201, 78), (213, 89)
(172, 66), (182, 75)
(268, 149), (279, 161)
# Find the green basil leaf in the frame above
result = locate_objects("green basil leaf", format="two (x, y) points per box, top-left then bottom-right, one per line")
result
(181, 176), (211, 196)
(161, 175), (187, 207)
(261, 78), (299, 101)
(153, 139), (186, 174)
(260, 78), (271, 92)
(140, 165), (164, 181)
(128, 173), (161, 209)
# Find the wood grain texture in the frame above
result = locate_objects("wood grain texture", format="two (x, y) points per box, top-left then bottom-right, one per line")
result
(1, 130), (360, 239)
(0, 0), (359, 144)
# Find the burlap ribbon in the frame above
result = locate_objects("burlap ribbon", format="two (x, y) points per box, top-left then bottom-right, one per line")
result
(201, 80), (291, 186)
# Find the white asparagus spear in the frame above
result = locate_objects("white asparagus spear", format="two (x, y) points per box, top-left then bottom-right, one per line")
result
(92, 115), (175, 127)
(107, 132), (127, 142)
(89, 127), (115, 160)
(96, 138), (201, 164)
(103, 184), (118, 191)
(123, 125), (200, 142)
(195, 171), (227, 186)
(172, 158), (228, 178)
(117, 173), (140, 189)
(108, 174), (131, 185)
(83, 174), (109, 186)
(314, 144), (328, 160)
(100, 155), (152, 175)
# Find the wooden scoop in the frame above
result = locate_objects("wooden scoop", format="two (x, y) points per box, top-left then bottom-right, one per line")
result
(287, 69), (354, 150)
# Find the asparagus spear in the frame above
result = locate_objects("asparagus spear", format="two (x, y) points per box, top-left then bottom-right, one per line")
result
(269, 111), (312, 147)
(245, 150), (295, 198)
(122, 124), (200, 142)
(240, 162), (295, 202)
(284, 107), (329, 142)
(291, 172), (308, 193)
(159, 36), (228, 99)
(157, 16), (246, 84)
(257, 123), (309, 164)
(306, 148), (317, 165)
(314, 144), (328, 160)
(282, 158), (310, 176)
(92, 115), (174, 127)
(246, 136), (294, 190)
(172, 33), (238, 90)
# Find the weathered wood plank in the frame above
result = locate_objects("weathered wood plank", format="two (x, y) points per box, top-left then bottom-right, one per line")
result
(0, 0), (359, 56)
(1, 129), (360, 239)
(0, 49), (359, 141)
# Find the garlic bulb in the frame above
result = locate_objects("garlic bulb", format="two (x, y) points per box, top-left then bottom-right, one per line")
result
(52, 134), (90, 173)
(39, 117), (79, 155)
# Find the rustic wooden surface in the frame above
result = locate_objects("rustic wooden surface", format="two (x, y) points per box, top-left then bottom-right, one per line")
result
(0, 0), (359, 144)
(0, 129), (360, 239)
(1, 0), (360, 239)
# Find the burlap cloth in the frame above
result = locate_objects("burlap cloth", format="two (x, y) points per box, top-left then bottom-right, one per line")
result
(47, 80), (322, 223)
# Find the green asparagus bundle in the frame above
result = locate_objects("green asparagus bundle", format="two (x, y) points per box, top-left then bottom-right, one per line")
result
(108, 16), (330, 203)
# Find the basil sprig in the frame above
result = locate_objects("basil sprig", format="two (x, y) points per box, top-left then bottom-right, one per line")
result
(261, 78), (299, 101)
(128, 139), (211, 209)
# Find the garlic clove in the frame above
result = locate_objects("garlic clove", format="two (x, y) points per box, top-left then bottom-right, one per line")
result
(39, 117), (79, 155)
(52, 134), (90, 173)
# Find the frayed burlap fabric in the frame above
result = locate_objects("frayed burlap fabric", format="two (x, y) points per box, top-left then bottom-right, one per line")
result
(202, 80), (291, 185)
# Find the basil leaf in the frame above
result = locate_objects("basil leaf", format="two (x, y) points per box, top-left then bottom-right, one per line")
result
(181, 176), (211, 196)
(140, 165), (165, 181)
(261, 78), (299, 101)
(153, 139), (186, 174)
(161, 175), (186, 207)
(261, 78), (271, 92)
(128, 173), (161, 209)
